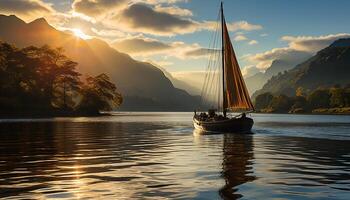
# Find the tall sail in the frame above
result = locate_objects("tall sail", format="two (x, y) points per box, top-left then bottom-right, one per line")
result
(222, 18), (254, 111)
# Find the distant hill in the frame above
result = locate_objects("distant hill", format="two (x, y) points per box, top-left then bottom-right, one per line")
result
(245, 59), (303, 94)
(252, 38), (350, 99)
(157, 67), (201, 95)
(0, 14), (199, 111)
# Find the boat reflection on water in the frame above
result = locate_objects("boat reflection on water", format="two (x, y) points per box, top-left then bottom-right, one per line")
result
(219, 133), (255, 199)
(193, 129), (255, 199)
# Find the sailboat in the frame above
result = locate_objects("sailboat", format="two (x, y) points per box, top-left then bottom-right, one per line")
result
(193, 3), (254, 133)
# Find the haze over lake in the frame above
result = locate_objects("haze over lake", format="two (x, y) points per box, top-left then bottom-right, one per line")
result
(0, 113), (349, 199)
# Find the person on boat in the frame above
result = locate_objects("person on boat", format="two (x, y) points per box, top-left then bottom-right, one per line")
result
(208, 109), (216, 118)
(199, 112), (208, 120)
(241, 113), (246, 118)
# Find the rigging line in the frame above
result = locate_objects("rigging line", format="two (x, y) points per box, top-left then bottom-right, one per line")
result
(210, 0), (222, 111)
(200, 9), (221, 108)
(200, 24), (217, 106)
(210, 41), (218, 107)
(212, 31), (221, 108)
(205, 33), (219, 107)
(214, 53), (219, 110)
(207, 18), (220, 100)
(208, 36), (221, 107)
(218, 50), (222, 110)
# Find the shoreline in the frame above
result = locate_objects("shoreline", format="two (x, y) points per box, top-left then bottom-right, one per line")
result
(254, 112), (350, 116)
(256, 108), (350, 116)
(0, 112), (112, 119)
(0, 111), (349, 119)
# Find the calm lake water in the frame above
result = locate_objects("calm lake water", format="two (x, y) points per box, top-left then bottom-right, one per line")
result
(0, 113), (349, 200)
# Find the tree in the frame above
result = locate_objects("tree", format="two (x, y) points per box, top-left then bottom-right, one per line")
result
(254, 92), (273, 111)
(329, 87), (346, 108)
(345, 87), (350, 107)
(307, 89), (331, 109)
(78, 74), (123, 114)
(23, 45), (82, 110)
(0, 41), (123, 115)
(0, 42), (38, 111)
(22, 46), (60, 103)
(296, 87), (307, 97)
(269, 95), (293, 112)
(290, 96), (309, 113)
(52, 60), (81, 110)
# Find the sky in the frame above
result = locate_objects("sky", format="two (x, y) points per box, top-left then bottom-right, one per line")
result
(1, 0), (350, 80)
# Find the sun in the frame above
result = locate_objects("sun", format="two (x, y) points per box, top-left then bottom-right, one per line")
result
(72, 28), (91, 40)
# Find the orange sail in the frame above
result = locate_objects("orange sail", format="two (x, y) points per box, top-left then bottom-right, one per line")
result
(223, 19), (254, 111)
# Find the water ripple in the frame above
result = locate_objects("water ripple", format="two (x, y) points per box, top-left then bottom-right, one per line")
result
(0, 113), (349, 199)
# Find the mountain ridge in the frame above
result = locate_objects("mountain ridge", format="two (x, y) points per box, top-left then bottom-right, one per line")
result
(0, 14), (199, 111)
(245, 58), (307, 94)
(252, 38), (350, 99)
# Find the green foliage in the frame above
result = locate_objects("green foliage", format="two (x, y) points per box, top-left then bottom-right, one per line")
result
(269, 95), (294, 113)
(291, 96), (309, 110)
(345, 88), (350, 107)
(329, 87), (346, 107)
(307, 89), (331, 109)
(21, 45), (83, 110)
(78, 74), (123, 114)
(254, 86), (350, 113)
(254, 92), (273, 111)
(0, 41), (122, 115)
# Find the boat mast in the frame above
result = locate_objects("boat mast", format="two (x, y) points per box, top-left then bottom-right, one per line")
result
(221, 2), (227, 117)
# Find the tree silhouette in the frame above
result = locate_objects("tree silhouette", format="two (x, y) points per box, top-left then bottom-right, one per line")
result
(78, 74), (123, 114)
(0, 41), (122, 116)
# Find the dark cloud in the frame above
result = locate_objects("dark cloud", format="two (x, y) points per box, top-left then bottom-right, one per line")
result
(112, 36), (172, 54)
(0, 0), (53, 15)
(117, 3), (198, 36)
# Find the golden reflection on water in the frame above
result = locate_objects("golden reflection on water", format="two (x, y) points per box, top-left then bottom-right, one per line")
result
(0, 113), (350, 199)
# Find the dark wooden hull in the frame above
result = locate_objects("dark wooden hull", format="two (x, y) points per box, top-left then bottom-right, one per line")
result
(193, 116), (253, 133)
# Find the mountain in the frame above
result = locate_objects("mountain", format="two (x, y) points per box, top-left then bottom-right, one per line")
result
(252, 38), (350, 99)
(157, 67), (201, 95)
(245, 59), (303, 94)
(0, 14), (199, 111)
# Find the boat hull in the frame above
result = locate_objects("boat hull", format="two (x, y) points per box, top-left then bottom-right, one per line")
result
(193, 117), (253, 133)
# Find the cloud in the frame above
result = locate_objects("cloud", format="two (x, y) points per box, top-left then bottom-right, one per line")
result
(50, 12), (100, 36)
(247, 47), (312, 70)
(234, 35), (248, 41)
(0, 0), (54, 21)
(110, 34), (223, 62)
(142, 0), (189, 4)
(248, 40), (258, 45)
(246, 33), (350, 70)
(184, 48), (220, 58)
(227, 21), (262, 32)
(115, 3), (198, 36)
(281, 33), (350, 52)
(202, 20), (263, 32)
(72, 0), (128, 18)
(112, 35), (172, 55)
(241, 65), (261, 77)
(110, 35), (211, 59)
(260, 33), (268, 37)
(154, 5), (193, 16)
(91, 28), (126, 38)
(71, 1), (262, 37)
